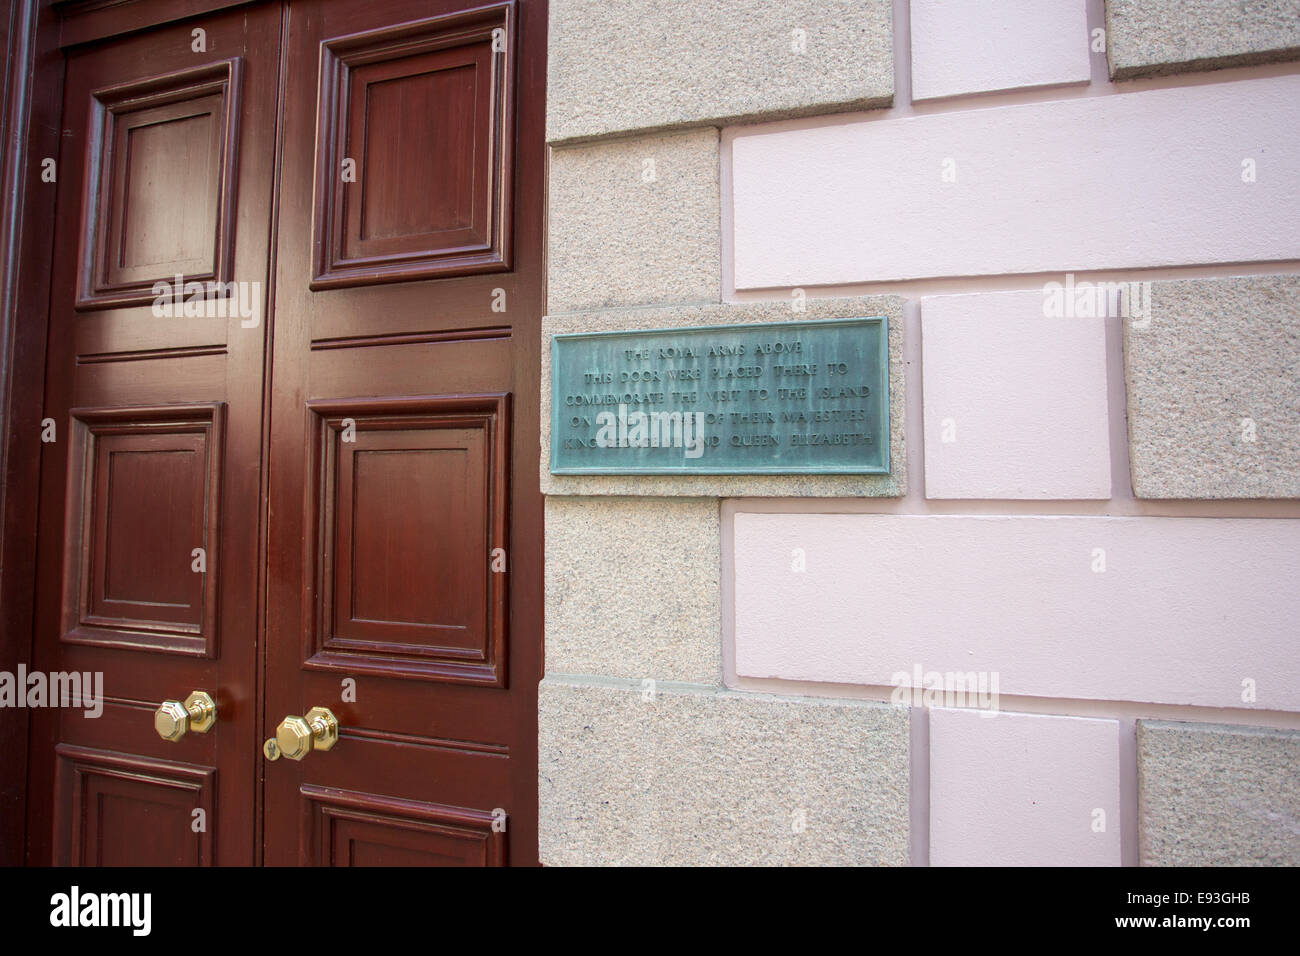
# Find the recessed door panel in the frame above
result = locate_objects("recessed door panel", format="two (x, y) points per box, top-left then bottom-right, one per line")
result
(55, 744), (216, 866)
(306, 395), (509, 685)
(61, 404), (223, 656)
(76, 59), (242, 310)
(302, 786), (506, 867)
(311, 2), (516, 288)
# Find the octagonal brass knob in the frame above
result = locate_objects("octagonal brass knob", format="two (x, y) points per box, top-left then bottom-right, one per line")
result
(268, 707), (339, 761)
(154, 691), (217, 741)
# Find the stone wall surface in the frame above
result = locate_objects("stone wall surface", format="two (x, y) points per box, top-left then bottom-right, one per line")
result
(1107, 0), (1300, 78)
(1124, 275), (1300, 499)
(547, 0), (894, 143)
(1138, 721), (1300, 866)
(538, 678), (911, 865)
(538, 0), (1300, 868)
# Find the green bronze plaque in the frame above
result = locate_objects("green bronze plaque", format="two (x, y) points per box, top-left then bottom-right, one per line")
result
(550, 316), (889, 475)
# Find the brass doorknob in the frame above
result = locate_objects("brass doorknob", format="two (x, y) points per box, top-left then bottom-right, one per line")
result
(264, 707), (339, 761)
(154, 691), (217, 741)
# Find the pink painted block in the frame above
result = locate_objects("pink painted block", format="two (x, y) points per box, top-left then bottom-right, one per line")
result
(921, 291), (1111, 499)
(732, 513), (1300, 711)
(730, 75), (1300, 288)
(910, 0), (1091, 101)
(930, 708), (1121, 866)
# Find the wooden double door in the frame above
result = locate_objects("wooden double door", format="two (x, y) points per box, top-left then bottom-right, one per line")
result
(26, 0), (545, 865)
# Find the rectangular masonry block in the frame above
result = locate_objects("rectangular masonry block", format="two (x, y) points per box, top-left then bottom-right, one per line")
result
(1124, 274), (1300, 499)
(1107, 0), (1300, 79)
(733, 513), (1300, 710)
(922, 291), (1111, 499)
(910, 0), (1091, 101)
(548, 128), (720, 314)
(731, 74), (1300, 288)
(547, 0), (894, 143)
(1138, 720), (1300, 865)
(930, 709), (1121, 866)
(538, 678), (910, 865)
(545, 496), (721, 683)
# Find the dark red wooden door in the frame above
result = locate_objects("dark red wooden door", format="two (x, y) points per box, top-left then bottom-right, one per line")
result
(28, 4), (282, 865)
(27, 0), (545, 866)
(261, 0), (545, 866)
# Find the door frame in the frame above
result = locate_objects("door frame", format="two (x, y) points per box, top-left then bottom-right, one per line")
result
(0, 0), (61, 867)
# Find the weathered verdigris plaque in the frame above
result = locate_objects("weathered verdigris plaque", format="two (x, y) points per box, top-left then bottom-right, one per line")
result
(550, 316), (889, 475)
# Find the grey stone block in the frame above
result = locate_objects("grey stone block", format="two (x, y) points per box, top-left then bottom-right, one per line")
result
(545, 496), (720, 683)
(538, 677), (911, 865)
(547, 0), (894, 144)
(1138, 720), (1300, 866)
(1123, 274), (1300, 498)
(1107, 0), (1300, 79)
(548, 128), (720, 314)
(541, 295), (907, 497)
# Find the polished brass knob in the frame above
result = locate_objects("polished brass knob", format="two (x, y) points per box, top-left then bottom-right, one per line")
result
(154, 691), (217, 741)
(268, 707), (339, 761)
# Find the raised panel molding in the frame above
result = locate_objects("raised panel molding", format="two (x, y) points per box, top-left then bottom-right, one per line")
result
(301, 785), (505, 866)
(311, 2), (516, 288)
(55, 744), (216, 866)
(60, 403), (225, 656)
(76, 58), (242, 310)
(305, 394), (510, 685)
